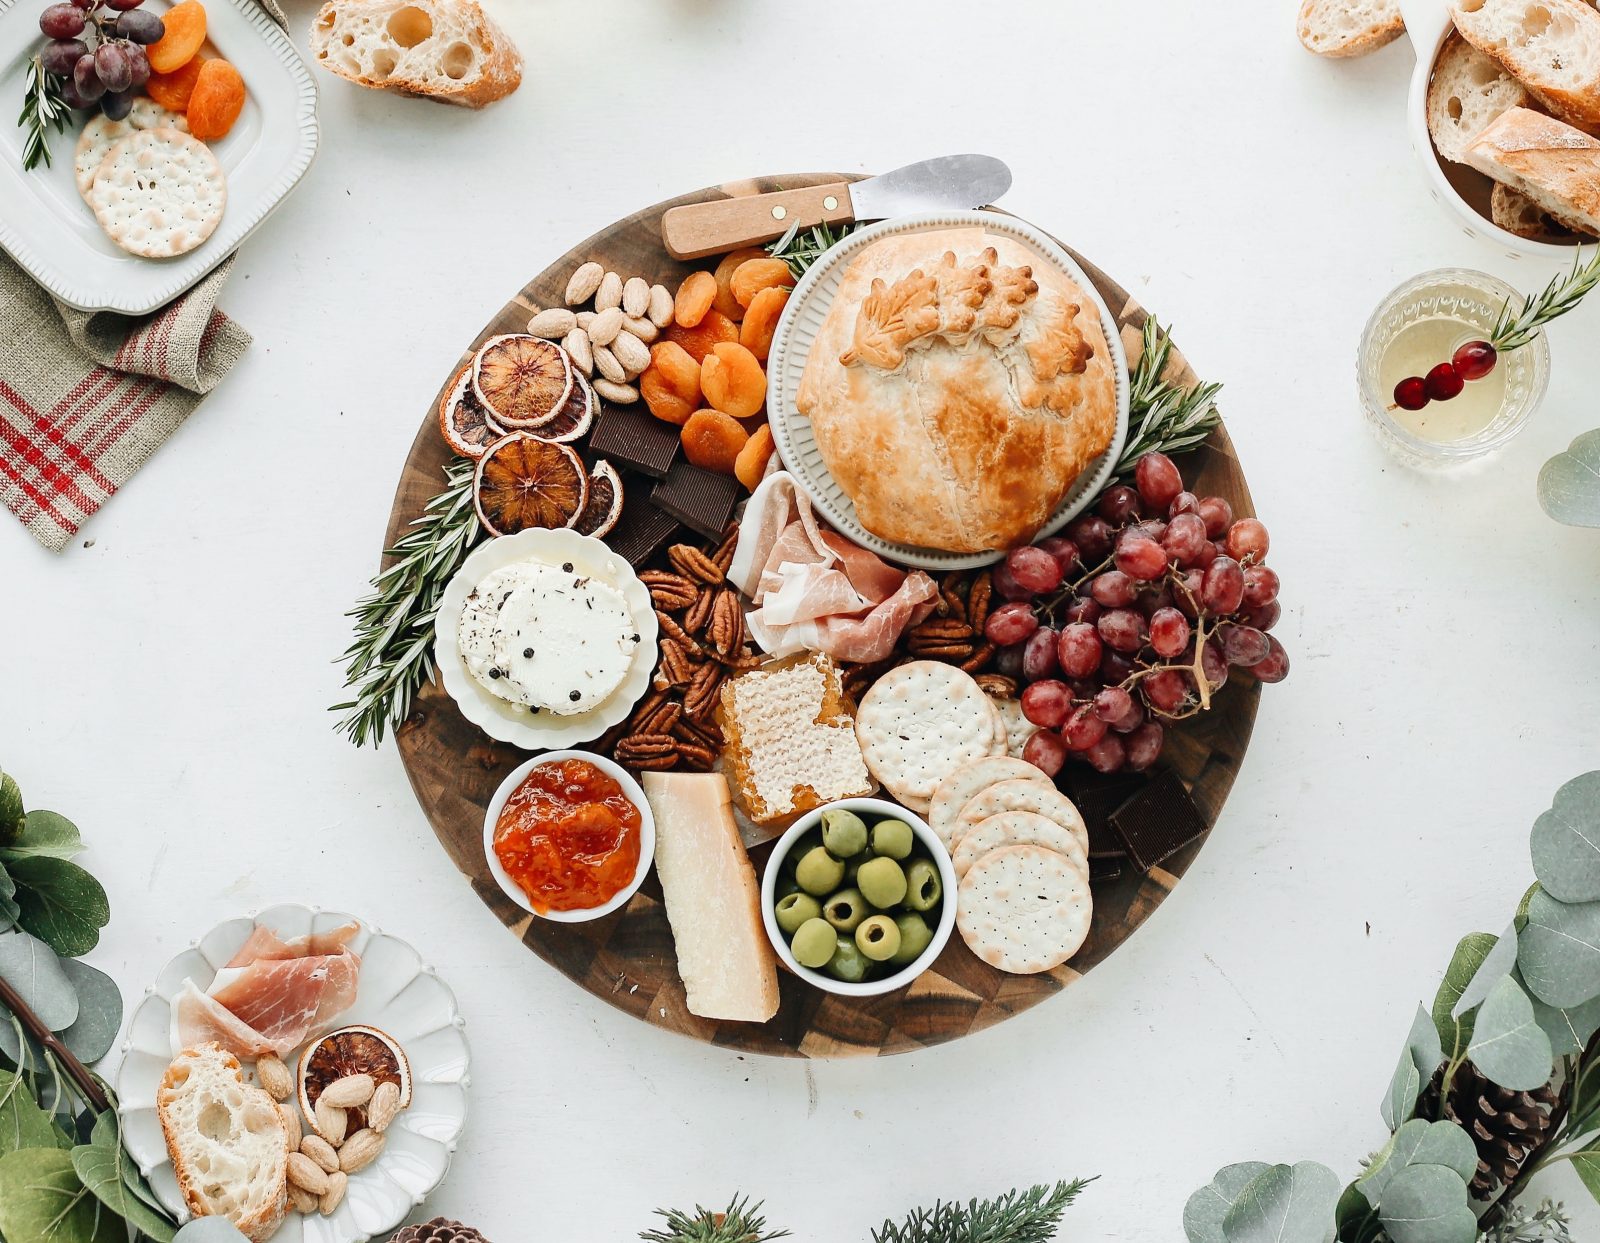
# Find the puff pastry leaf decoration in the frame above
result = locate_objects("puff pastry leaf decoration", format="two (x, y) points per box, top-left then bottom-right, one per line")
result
(840, 269), (942, 370)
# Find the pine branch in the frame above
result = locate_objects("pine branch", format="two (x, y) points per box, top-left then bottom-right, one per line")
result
(1113, 317), (1222, 477)
(768, 219), (862, 280)
(640, 1196), (788, 1243)
(1492, 247), (1600, 353)
(870, 1179), (1093, 1243)
(18, 55), (72, 173)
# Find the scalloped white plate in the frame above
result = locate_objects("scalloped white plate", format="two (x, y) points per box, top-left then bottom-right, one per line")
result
(115, 905), (469, 1243)
(765, 210), (1130, 571)
(433, 527), (659, 751)
(0, 0), (318, 313)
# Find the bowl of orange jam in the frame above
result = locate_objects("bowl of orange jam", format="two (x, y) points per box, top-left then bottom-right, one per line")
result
(482, 750), (655, 923)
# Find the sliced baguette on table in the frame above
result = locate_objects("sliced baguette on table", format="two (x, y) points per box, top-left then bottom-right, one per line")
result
(1450, 0), (1600, 132)
(1297, 0), (1405, 57)
(1465, 107), (1600, 233)
(1427, 32), (1531, 162)
(1491, 181), (1593, 237)
(309, 0), (522, 108)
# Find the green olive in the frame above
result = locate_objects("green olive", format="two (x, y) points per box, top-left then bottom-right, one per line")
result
(790, 917), (837, 969)
(904, 858), (942, 912)
(820, 808), (868, 857)
(855, 914), (901, 962)
(775, 892), (821, 935)
(871, 818), (915, 860)
(785, 830), (822, 871)
(794, 846), (845, 896)
(890, 912), (934, 966)
(825, 935), (870, 983)
(822, 888), (868, 933)
(857, 856), (908, 909)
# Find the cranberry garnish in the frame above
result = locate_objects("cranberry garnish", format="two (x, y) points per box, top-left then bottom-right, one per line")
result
(1424, 361), (1465, 402)
(1452, 339), (1498, 381)
(1392, 376), (1429, 411)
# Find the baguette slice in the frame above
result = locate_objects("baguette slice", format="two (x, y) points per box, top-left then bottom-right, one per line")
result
(1451, 0), (1600, 132)
(1297, 0), (1405, 57)
(1465, 107), (1600, 233)
(1428, 32), (1530, 162)
(1492, 180), (1595, 237)
(309, 0), (521, 108)
(158, 1043), (290, 1243)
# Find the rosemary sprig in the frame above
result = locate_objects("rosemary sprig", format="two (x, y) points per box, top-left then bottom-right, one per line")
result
(640, 1196), (789, 1243)
(1113, 317), (1223, 476)
(1491, 246), (1600, 352)
(18, 55), (72, 172)
(871, 1179), (1093, 1243)
(768, 218), (862, 279)
(331, 455), (483, 747)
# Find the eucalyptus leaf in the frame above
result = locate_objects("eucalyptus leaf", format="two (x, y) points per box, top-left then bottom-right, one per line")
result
(0, 811), (84, 864)
(71, 1112), (175, 1243)
(0, 1147), (123, 1243)
(1335, 1182), (1380, 1240)
(1383, 1006), (1444, 1130)
(0, 1069), (65, 1156)
(1530, 772), (1600, 903)
(1452, 923), (1518, 1019)
(1184, 1162), (1271, 1243)
(0, 929), (78, 1030)
(55, 960), (121, 1066)
(1220, 1162), (1340, 1243)
(1469, 975), (1553, 1090)
(0, 866), (18, 934)
(1377, 1164), (1477, 1243)
(172, 1220), (251, 1243)
(1518, 889), (1600, 1008)
(1433, 933), (1498, 1054)
(0, 1017), (48, 1075)
(1537, 428), (1600, 528)
(1571, 1142), (1600, 1205)
(0, 772), (22, 845)
(9, 858), (108, 959)
(1357, 1119), (1478, 1207)
(1522, 967), (1600, 1057)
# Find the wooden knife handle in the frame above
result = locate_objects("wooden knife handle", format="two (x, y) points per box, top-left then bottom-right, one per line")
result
(661, 183), (856, 260)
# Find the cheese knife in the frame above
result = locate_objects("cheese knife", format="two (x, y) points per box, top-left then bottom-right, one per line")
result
(660, 155), (1014, 261)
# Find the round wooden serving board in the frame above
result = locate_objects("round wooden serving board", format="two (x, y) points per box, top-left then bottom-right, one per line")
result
(387, 174), (1261, 1058)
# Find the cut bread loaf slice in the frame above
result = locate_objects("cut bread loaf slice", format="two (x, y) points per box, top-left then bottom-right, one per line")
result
(158, 1043), (290, 1243)
(1492, 180), (1595, 237)
(1428, 32), (1530, 162)
(1297, 0), (1405, 57)
(1451, 0), (1600, 132)
(309, 0), (521, 108)
(1465, 107), (1600, 233)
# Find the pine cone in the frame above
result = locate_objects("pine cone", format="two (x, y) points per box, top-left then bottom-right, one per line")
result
(1419, 1062), (1559, 1199)
(389, 1219), (491, 1243)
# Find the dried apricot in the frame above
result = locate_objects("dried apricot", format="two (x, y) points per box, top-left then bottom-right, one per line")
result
(730, 258), (796, 309)
(739, 287), (790, 362)
(673, 271), (717, 329)
(663, 310), (738, 363)
(147, 0), (207, 75)
(640, 341), (700, 426)
(681, 410), (749, 475)
(734, 424), (775, 490)
(186, 58), (245, 142)
(146, 55), (205, 112)
(700, 342), (766, 419)
(711, 247), (766, 322)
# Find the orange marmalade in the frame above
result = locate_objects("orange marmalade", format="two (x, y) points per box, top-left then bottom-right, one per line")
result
(493, 758), (642, 914)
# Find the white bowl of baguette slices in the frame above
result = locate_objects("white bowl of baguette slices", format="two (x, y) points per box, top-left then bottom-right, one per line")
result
(1401, 0), (1600, 256)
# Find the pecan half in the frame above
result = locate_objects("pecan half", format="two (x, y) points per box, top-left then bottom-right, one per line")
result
(632, 697), (682, 737)
(910, 618), (974, 643)
(967, 570), (994, 634)
(960, 641), (996, 673)
(653, 639), (698, 690)
(682, 662), (725, 720)
(640, 571), (697, 612)
(683, 586), (716, 635)
(674, 741), (718, 770)
(939, 574), (968, 622)
(668, 543), (725, 586)
(909, 641), (976, 660)
(974, 672), (1017, 698)
(708, 590), (744, 658)
(614, 733), (677, 765)
(654, 610), (705, 655)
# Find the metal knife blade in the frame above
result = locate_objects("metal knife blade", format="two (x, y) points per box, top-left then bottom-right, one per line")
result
(847, 154), (1013, 221)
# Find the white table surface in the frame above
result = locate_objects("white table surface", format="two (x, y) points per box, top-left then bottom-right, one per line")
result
(6, 1), (1600, 1238)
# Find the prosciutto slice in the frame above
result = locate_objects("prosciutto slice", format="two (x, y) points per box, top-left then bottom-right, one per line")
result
(224, 922), (360, 967)
(170, 981), (277, 1060)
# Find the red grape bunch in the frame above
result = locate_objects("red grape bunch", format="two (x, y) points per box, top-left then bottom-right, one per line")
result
(38, 0), (165, 122)
(983, 451), (1288, 779)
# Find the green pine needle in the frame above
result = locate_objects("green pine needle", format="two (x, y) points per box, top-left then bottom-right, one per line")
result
(640, 1196), (789, 1243)
(870, 1178), (1094, 1243)
(1114, 317), (1223, 478)
(1491, 246), (1600, 353)
(18, 56), (72, 173)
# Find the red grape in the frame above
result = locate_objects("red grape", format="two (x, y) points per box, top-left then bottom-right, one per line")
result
(1060, 594), (1101, 626)
(1130, 518), (1168, 543)
(99, 87), (132, 119)
(1083, 732), (1127, 774)
(1098, 608), (1146, 653)
(1242, 564), (1280, 609)
(124, 44), (148, 87)
(1056, 623), (1102, 679)
(58, 76), (92, 108)
(1110, 697), (1145, 734)
(1197, 496), (1233, 538)
(1148, 607), (1190, 659)
(1134, 452), (1183, 512)
(106, 0), (145, 9)
(1096, 484), (1142, 524)
(69, 0), (96, 8)
(991, 561), (1032, 602)
(1099, 649), (1135, 686)
(1201, 640), (1228, 690)
(1252, 636), (1290, 683)
(1124, 722), (1164, 771)
(1022, 730), (1067, 777)
(1090, 570), (1137, 608)
(72, 53), (104, 99)
(1225, 518), (1269, 564)
(1063, 703), (1109, 751)
(994, 642), (1025, 679)
(40, 37), (86, 73)
(1174, 569), (1205, 619)
(116, 10), (163, 43)
(1202, 556), (1245, 614)
(1022, 627), (1061, 681)
(40, 2), (85, 38)
(1245, 600), (1281, 632)
(1021, 680), (1072, 729)
(1168, 491), (1199, 517)
(1143, 668), (1190, 714)
(985, 601), (1039, 646)
(95, 42), (132, 91)
(1007, 545), (1063, 593)
(1134, 581), (1174, 617)
(1037, 536), (1080, 574)
(1219, 624), (1270, 667)
(1066, 514), (1114, 562)
(1162, 512), (1208, 566)
(1094, 687), (1141, 730)
(1114, 533), (1167, 581)
(1453, 340), (1497, 381)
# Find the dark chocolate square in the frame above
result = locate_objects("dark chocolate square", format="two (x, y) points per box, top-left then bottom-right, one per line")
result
(1109, 768), (1208, 874)
(589, 403), (679, 479)
(1064, 769), (1144, 858)
(605, 480), (680, 567)
(1088, 856), (1124, 885)
(652, 460), (741, 541)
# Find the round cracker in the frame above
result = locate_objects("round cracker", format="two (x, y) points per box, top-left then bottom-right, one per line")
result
(88, 128), (226, 260)
(993, 697), (1037, 760)
(957, 844), (1092, 974)
(954, 811), (1089, 879)
(74, 101), (188, 197)
(953, 779), (1088, 856)
(928, 755), (1048, 848)
(855, 661), (995, 804)
(986, 694), (1007, 756)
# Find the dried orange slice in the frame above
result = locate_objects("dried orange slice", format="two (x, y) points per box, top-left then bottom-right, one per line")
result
(535, 373), (595, 444)
(574, 459), (623, 539)
(296, 1024), (411, 1137)
(472, 334), (572, 429)
(438, 362), (504, 458)
(474, 433), (589, 536)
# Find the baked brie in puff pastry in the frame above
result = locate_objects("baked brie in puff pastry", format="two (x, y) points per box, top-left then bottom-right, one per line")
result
(795, 227), (1117, 553)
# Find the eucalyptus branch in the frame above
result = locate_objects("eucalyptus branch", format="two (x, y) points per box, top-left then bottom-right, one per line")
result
(0, 971), (108, 1111)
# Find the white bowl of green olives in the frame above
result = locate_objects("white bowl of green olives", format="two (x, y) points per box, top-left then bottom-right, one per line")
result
(760, 798), (957, 997)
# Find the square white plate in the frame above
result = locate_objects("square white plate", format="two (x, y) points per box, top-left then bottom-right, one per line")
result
(0, 0), (318, 313)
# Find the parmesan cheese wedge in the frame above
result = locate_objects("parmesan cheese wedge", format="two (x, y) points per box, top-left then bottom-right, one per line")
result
(642, 772), (780, 1023)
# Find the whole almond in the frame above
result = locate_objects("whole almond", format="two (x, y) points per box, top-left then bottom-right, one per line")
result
(648, 284), (674, 328)
(289, 1185), (319, 1215)
(595, 271), (624, 312)
(280, 1102), (302, 1150)
(622, 276), (651, 318)
(593, 345), (626, 384)
(314, 1098), (348, 1146)
(339, 1129), (385, 1175)
(623, 315), (658, 344)
(592, 378), (639, 404)
(563, 328), (594, 376)
(301, 1134), (340, 1174)
(256, 1054), (292, 1101)
(368, 1081), (402, 1133)
(565, 262), (603, 306)
(576, 310), (596, 329)
(610, 331), (650, 377)
(320, 1074), (375, 1109)
(318, 1171), (347, 1216)
(588, 306), (624, 347)
(527, 308), (576, 339)
(287, 1152), (331, 1196)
